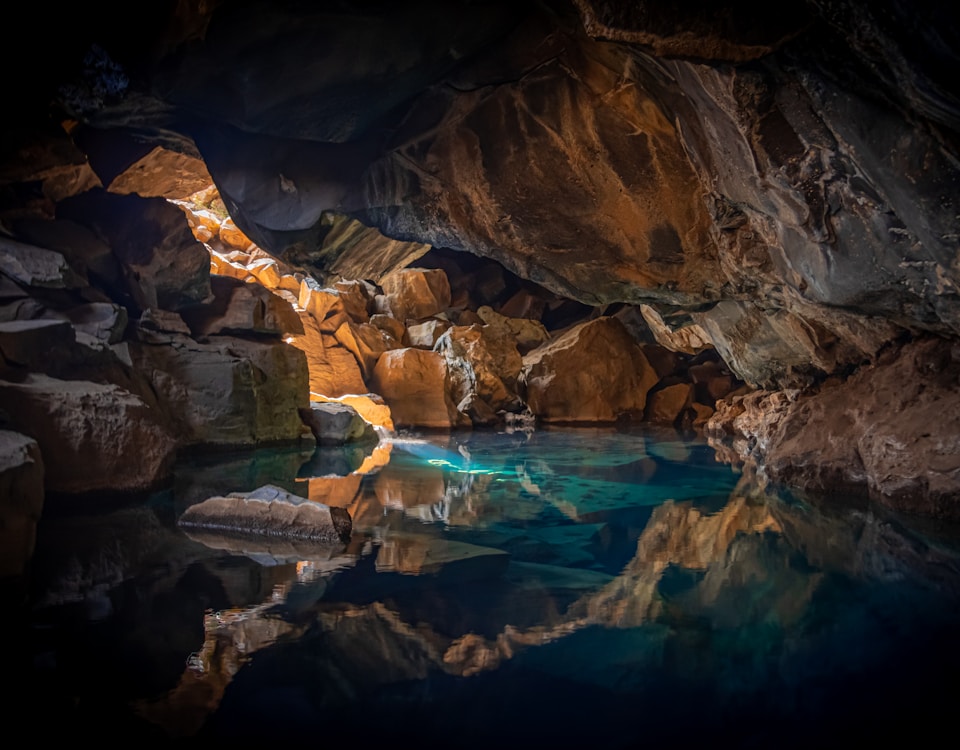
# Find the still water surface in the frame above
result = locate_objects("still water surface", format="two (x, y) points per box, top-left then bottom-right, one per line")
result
(16, 426), (960, 747)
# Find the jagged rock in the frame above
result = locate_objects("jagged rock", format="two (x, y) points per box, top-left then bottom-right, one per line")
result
(298, 401), (377, 446)
(520, 317), (660, 423)
(102, 144), (212, 199)
(182, 274), (303, 337)
(178, 484), (352, 543)
(333, 319), (402, 380)
(639, 304), (713, 355)
(407, 318), (451, 348)
(128, 334), (309, 447)
(297, 278), (350, 332)
(434, 324), (521, 422)
(476, 305), (550, 354)
(370, 348), (465, 429)
(0, 374), (176, 494)
(292, 211), (430, 283)
(287, 316), (368, 398)
(332, 279), (373, 323)
(0, 237), (84, 289)
(56, 189), (211, 312)
(707, 336), (960, 517)
(0, 430), (44, 582)
(378, 267), (451, 323)
(218, 216), (255, 250)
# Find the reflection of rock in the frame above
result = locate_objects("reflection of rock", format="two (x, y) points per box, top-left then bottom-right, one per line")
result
(181, 528), (353, 568)
(178, 484), (353, 543)
(375, 533), (509, 580)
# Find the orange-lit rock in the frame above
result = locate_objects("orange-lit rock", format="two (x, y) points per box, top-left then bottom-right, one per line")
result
(371, 348), (465, 429)
(645, 382), (692, 425)
(378, 267), (452, 323)
(520, 317), (660, 423)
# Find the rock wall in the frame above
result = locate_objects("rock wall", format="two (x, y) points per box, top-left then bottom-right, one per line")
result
(1, 0), (959, 515)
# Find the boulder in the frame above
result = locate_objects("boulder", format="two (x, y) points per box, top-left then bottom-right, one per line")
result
(287, 316), (368, 398)
(434, 324), (521, 421)
(520, 317), (660, 423)
(298, 402), (378, 446)
(378, 267), (451, 322)
(129, 334), (309, 447)
(178, 484), (352, 543)
(370, 348), (464, 429)
(645, 383), (693, 425)
(476, 305), (550, 354)
(0, 374), (176, 494)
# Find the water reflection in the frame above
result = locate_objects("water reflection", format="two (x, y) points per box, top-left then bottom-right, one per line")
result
(17, 426), (960, 746)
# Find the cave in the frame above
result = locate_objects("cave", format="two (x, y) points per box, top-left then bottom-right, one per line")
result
(2, 0), (959, 745)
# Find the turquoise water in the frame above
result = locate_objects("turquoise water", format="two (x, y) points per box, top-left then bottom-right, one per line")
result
(17, 426), (960, 747)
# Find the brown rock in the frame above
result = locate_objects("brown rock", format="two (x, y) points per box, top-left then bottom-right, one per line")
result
(0, 374), (177, 494)
(370, 348), (464, 429)
(287, 316), (368, 398)
(645, 383), (692, 425)
(368, 313), (407, 344)
(178, 484), (352, 543)
(520, 317), (660, 423)
(298, 402), (377, 446)
(379, 267), (452, 322)
(333, 320), (402, 380)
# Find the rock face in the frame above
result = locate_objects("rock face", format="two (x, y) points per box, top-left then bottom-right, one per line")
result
(706, 336), (960, 518)
(2, 0), (960, 514)
(0, 375), (177, 494)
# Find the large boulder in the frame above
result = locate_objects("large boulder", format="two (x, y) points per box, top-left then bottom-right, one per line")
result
(129, 334), (309, 447)
(707, 335), (960, 518)
(370, 348), (465, 429)
(299, 402), (378, 446)
(0, 374), (177, 494)
(520, 317), (660, 423)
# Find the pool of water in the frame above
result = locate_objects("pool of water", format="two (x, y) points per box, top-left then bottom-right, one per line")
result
(13, 425), (960, 747)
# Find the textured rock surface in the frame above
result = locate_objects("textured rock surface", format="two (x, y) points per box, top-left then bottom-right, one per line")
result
(520, 317), (660, 423)
(0, 375), (177, 494)
(178, 484), (352, 543)
(371, 348), (465, 429)
(707, 336), (960, 518)
(129, 335), (309, 447)
(1, 0), (959, 513)
(298, 401), (378, 446)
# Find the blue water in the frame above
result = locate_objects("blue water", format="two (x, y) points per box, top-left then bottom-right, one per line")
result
(16, 425), (960, 747)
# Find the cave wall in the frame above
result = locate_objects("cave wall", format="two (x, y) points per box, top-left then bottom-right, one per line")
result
(1, 0), (959, 515)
